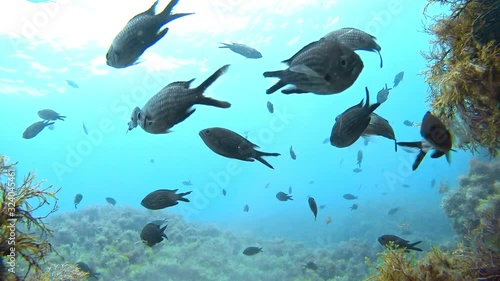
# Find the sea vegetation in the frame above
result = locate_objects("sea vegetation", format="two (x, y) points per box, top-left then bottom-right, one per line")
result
(422, 0), (500, 156)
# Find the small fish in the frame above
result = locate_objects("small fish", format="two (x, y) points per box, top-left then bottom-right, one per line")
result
(276, 192), (293, 201)
(308, 197), (318, 220)
(199, 127), (280, 169)
(38, 109), (66, 121)
(150, 159), (155, 163)
(393, 71), (404, 87)
(363, 137), (369, 146)
(350, 203), (358, 210)
(222, 189), (227, 196)
(182, 180), (192, 186)
(322, 138), (329, 144)
(330, 87), (381, 148)
(74, 193), (83, 209)
(343, 193), (358, 200)
(357, 150), (363, 167)
(289, 146), (297, 160)
(403, 120), (414, 127)
(65, 80), (79, 88)
(47, 124), (55, 130)
(266, 101), (274, 113)
(105, 197), (116, 206)
(303, 261), (318, 271)
(362, 113), (397, 151)
(75, 262), (99, 279)
(325, 216), (332, 224)
(140, 222), (168, 247)
(243, 204), (249, 212)
(319, 204), (326, 210)
(219, 42), (262, 59)
(388, 207), (400, 215)
(431, 178), (436, 188)
(22, 120), (54, 139)
(141, 189), (192, 210)
(265, 183), (270, 189)
(82, 122), (88, 135)
(378, 234), (422, 252)
(376, 83), (392, 104)
(309, 180), (314, 184)
(106, 0), (193, 68)
(243, 246), (262, 256)
(381, 192), (388, 196)
(402, 184), (410, 188)
(288, 186), (292, 194)
(353, 168), (362, 173)
(339, 158), (344, 167)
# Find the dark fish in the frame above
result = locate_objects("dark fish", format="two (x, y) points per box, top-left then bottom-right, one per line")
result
(266, 101), (274, 113)
(65, 80), (79, 88)
(402, 184), (410, 188)
(376, 83), (392, 104)
(353, 168), (362, 173)
(330, 87), (381, 148)
(222, 189), (226, 196)
(388, 207), (400, 215)
(303, 261), (318, 271)
(243, 246), (262, 256)
(357, 150), (363, 167)
(322, 138), (329, 144)
(219, 42), (262, 59)
(363, 136), (369, 146)
(276, 192), (293, 201)
(378, 234), (422, 252)
(290, 145), (297, 160)
(350, 203), (358, 210)
(128, 65), (230, 134)
(343, 193), (358, 200)
(323, 27), (383, 68)
(106, 0), (193, 68)
(141, 189), (192, 210)
(431, 178), (436, 188)
(182, 180), (192, 186)
(140, 222), (168, 247)
(264, 39), (363, 95)
(397, 111), (453, 170)
(403, 120), (414, 127)
(309, 181), (314, 184)
(393, 71), (404, 87)
(265, 183), (270, 189)
(150, 159), (155, 163)
(38, 109), (66, 121)
(362, 113), (397, 151)
(288, 186), (292, 194)
(82, 122), (88, 135)
(105, 197), (116, 206)
(308, 197), (318, 220)
(199, 127), (280, 169)
(319, 204), (326, 209)
(243, 204), (249, 212)
(22, 120), (54, 139)
(75, 262), (100, 280)
(74, 193), (83, 209)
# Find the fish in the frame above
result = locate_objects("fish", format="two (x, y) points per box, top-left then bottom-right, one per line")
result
(276, 192), (293, 201)
(353, 168), (362, 173)
(128, 65), (231, 134)
(65, 80), (79, 88)
(82, 122), (88, 135)
(350, 203), (358, 210)
(22, 120), (54, 139)
(378, 234), (422, 252)
(289, 146), (297, 160)
(141, 189), (192, 210)
(393, 71), (404, 87)
(38, 109), (66, 121)
(403, 120), (414, 127)
(397, 111), (453, 170)
(140, 222), (168, 247)
(303, 261), (318, 271)
(330, 87), (381, 148)
(343, 193), (358, 200)
(388, 207), (400, 215)
(357, 150), (363, 167)
(150, 159), (155, 163)
(322, 138), (329, 144)
(323, 27), (383, 68)
(265, 183), (270, 189)
(222, 189), (226, 196)
(266, 101), (274, 113)
(105, 197), (116, 206)
(309, 181), (314, 184)
(199, 127), (280, 169)
(339, 158), (344, 167)
(243, 246), (262, 256)
(288, 186), (292, 194)
(74, 194), (83, 209)
(47, 124), (55, 130)
(182, 180), (192, 186)
(106, 0), (193, 68)
(363, 137), (369, 146)
(264, 39), (363, 95)
(243, 204), (249, 212)
(75, 262), (100, 279)
(402, 184), (411, 188)
(376, 83), (392, 104)
(219, 42), (262, 59)
(319, 204), (326, 210)
(325, 216), (332, 224)
(362, 113), (397, 151)
(308, 197), (318, 220)
(431, 178), (436, 188)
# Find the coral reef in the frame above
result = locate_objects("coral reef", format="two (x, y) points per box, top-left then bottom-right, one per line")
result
(0, 156), (60, 280)
(422, 0), (500, 156)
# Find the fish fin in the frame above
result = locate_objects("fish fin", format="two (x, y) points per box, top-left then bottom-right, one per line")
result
(177, 191), (192, 202)
(219, 42), (232, 48)
(282, 87), (308, 94)
(430, 150), (445, 159)
(378, 51), (383, 68)
(254, 151), (280, 169)
(57, 116), (66, 121)
(176, 109), (196, 124)
(289, 64), (322, 77)
(394, 139), (398, 152)
(412, 150), (427, 171)
(263, 70), (284, 78)
(265, 80), (287, 95)
(197, 97), (231, 108)
(195, 64), (230, 93)
(131, 0), (158, 20)
(153, 28), (169, 45)
(397, 141), (423, 149)
(408, 241), (423, 251)
(445, 151), (452, 164)
(157, 0), (194, 24)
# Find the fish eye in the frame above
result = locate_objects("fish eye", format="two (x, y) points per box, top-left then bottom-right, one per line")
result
(340, 58), (347, 66)
(205, 129), (210, 134)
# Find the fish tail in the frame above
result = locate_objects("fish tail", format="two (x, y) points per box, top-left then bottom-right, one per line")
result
(57, 116), (66, 121)
(394, 139), (398, 152)
(263, 70), (284, 78)
(195, 64), (230, 93)
(177, 191), (192, 202)
(378, 51), (383, 68)
(263, 73), (286, 94)
(412, 150), (427, 171)
(218, 42), (231, 48)
(255, 151), (280, 169)
(158, 0), (194, 24)
(408, 241), (423, 251)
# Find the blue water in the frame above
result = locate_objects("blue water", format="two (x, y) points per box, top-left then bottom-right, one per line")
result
(2, 0), (469, 254)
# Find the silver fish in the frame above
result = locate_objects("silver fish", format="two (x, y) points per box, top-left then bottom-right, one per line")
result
(38, 109), (66, 121)
(22, 120), (54, 139)
(290, 145), (297, 160)
(106, 0), (193, 68)
(264, 39), (363, 95)
(393, 71), (404, 87)
(362, 113), (397, 151)
(128, 65), (230, 134)
(377, 83), (392, 104)
(219, 42), (262, 59)
(330, 87), (381, 148)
